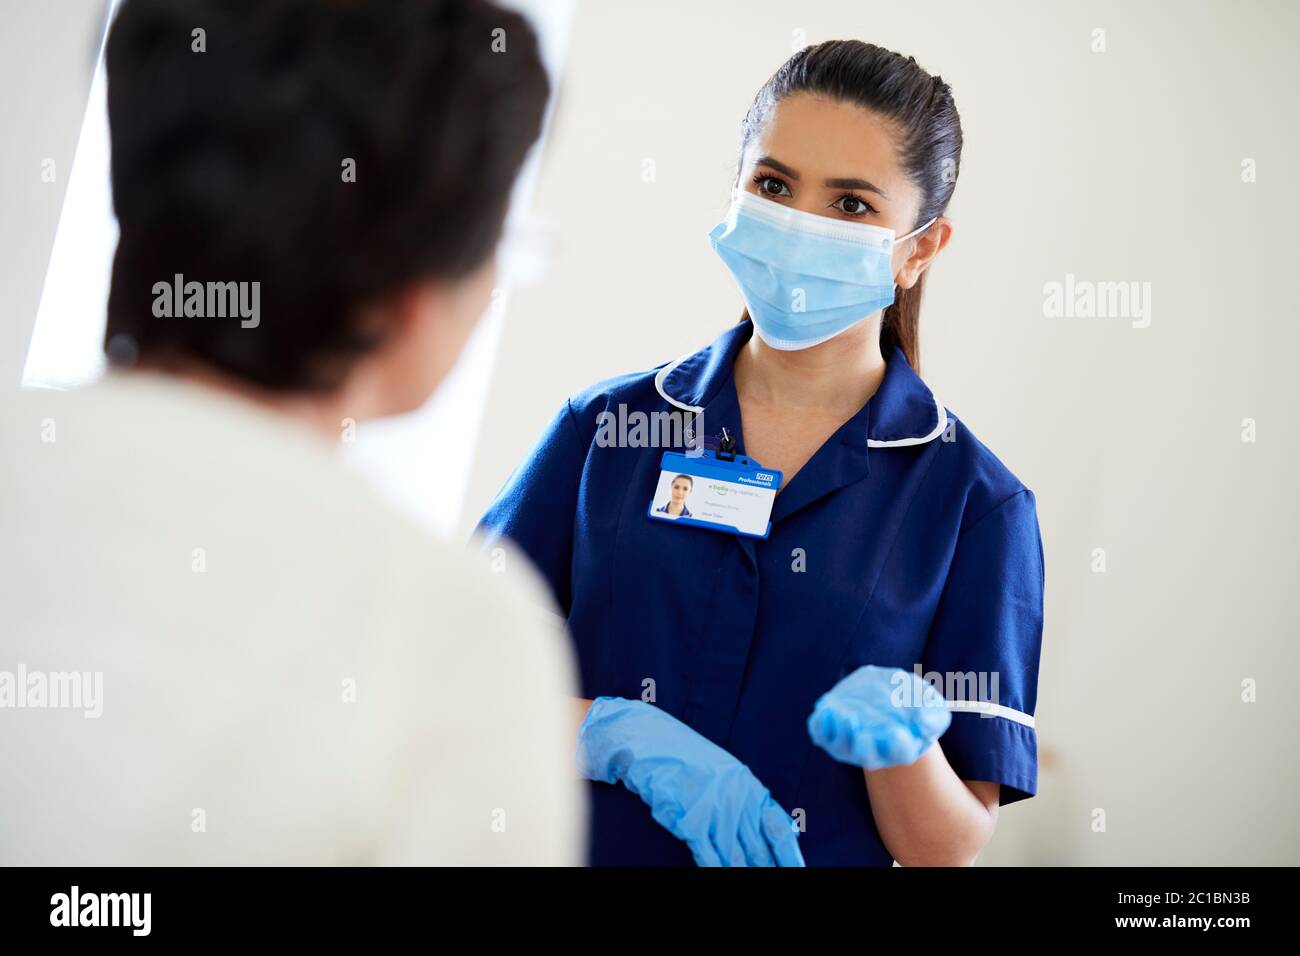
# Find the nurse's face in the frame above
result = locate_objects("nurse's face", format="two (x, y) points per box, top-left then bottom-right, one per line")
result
(738, 92), (933, 286)
(671, 477), (692, 502)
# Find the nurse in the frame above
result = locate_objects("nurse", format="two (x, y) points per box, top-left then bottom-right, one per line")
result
(480, 39), (1045, 866)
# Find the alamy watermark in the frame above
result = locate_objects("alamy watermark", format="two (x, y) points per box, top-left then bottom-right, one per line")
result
(50, 886), (150, 936)
(1043, 273), (1151, 328)
(152, 273), (260, 328)
(0, 665), (103, 718)
(594, 405), (703, 451)
(893, 666), (1003, 717)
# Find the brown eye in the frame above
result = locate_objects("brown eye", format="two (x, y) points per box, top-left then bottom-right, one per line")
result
(755, 175), (792, 198)
(835, 194), (873, 216)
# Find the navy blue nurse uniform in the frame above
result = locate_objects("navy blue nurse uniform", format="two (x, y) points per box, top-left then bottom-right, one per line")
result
(479, 319), (1045, 866)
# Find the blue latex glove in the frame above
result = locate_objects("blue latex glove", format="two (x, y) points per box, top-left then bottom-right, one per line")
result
(807, 665), (952, 771)
(576, 697), (805, 867)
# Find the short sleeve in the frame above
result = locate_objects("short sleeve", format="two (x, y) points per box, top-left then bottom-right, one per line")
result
(476, 399), (589, 616)
(921, 488), (1045, 805)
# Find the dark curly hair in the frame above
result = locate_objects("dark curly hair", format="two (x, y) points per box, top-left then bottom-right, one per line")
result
(104, 0), (549, 390)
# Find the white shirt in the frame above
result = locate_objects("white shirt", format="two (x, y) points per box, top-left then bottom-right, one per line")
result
(0, 372), (583, 865)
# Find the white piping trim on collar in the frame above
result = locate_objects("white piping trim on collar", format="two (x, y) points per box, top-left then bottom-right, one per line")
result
(653, 352), (703, 416)
(657, 353), (950, 450)
(653, 352), (705, 454)
(866, 396), (949, 448)
(945, 699), (1036, 729)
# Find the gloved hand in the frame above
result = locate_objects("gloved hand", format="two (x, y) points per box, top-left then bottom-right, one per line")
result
(807, 665), (952, 771)
(576, 696), (805, 867)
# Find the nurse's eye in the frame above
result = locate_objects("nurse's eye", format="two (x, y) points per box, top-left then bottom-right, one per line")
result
(833, 193), (877, 217)
(753, 174), (793, 199)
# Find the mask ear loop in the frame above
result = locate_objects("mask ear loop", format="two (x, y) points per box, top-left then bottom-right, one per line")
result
(888, 216), (939, 287)
(894, 216), (938, 245)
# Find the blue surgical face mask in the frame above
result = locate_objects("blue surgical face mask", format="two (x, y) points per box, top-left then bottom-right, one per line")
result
(708, 189), (936, 351)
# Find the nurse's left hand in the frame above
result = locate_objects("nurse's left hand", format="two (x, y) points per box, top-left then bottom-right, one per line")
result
(807, 665), (952, 771)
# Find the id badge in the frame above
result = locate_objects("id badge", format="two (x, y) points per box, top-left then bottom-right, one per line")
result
(646, 450), (783, 540)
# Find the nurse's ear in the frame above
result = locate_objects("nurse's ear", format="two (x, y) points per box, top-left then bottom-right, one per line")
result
(895, 217), (954, 291)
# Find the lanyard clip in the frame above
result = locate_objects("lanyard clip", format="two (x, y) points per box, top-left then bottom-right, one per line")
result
(717, 427), (738, 462)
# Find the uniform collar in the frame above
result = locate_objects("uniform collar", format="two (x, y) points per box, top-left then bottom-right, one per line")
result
(654, 319), (948, 448)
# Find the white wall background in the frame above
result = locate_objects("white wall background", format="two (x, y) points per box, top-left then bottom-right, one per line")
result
(5, 0), (1297, 865)
(0, 0), (106, 387)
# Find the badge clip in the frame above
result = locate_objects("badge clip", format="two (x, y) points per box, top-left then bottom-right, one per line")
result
(717, 427), (738, 462)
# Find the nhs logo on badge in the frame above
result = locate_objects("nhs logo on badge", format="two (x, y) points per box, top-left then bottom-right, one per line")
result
(755, 472), (775, 482)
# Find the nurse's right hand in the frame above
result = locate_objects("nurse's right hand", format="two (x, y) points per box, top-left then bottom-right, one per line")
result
(807, 665), (952, 771)
(576, 696), (805, 867)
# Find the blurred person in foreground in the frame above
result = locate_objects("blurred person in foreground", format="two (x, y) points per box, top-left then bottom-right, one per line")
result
(0, 0), (582, 865)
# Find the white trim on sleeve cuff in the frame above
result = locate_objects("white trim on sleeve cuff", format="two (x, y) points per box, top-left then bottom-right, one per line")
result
(945, 699), (1036, 728)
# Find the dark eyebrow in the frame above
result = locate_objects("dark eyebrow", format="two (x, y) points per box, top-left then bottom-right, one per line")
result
(755, 155), (800, 180)
(754, 156), (890, 199)
(824, 177), (889, 199)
